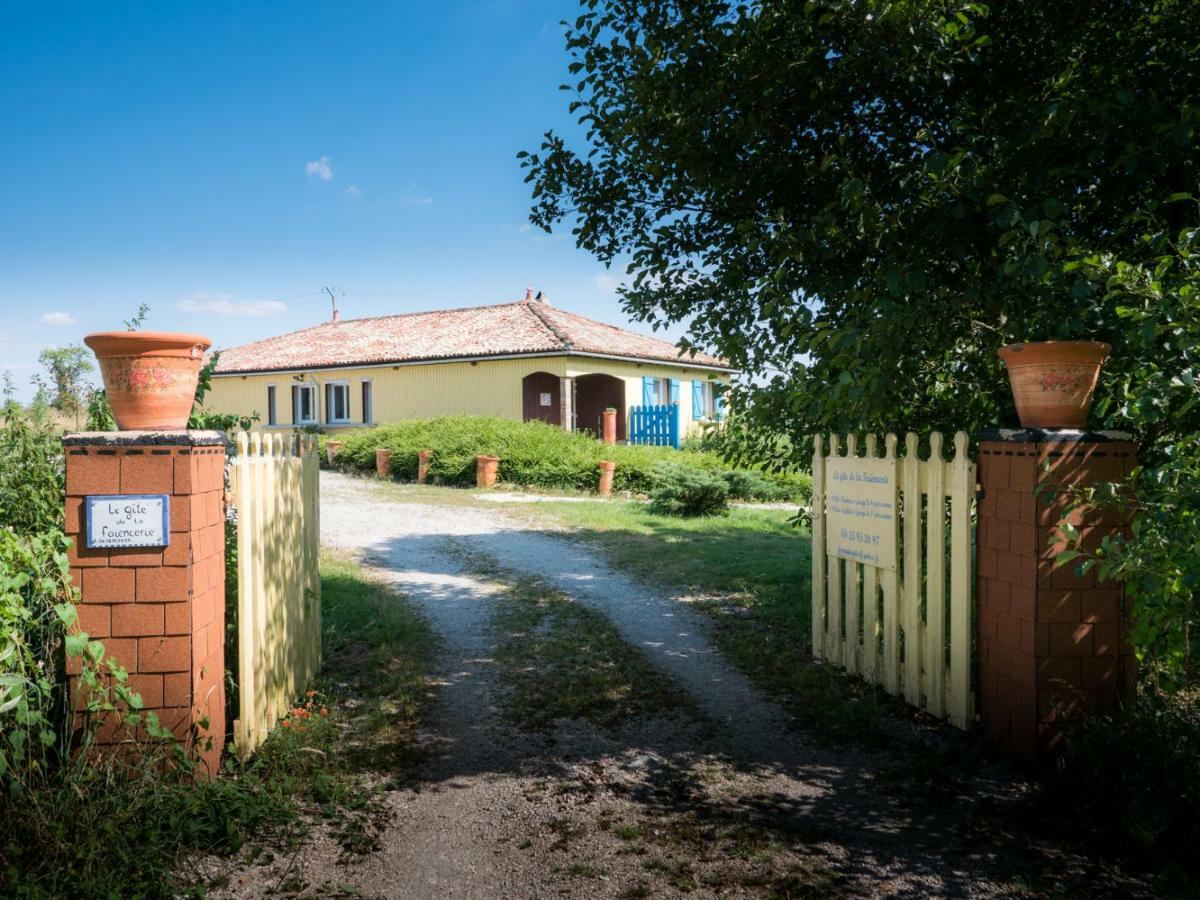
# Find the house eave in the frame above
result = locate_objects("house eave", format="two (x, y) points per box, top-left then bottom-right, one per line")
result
(213, 348), (738, 378)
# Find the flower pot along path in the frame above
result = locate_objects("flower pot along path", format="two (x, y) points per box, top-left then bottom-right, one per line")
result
(212, 472), (1151, 899)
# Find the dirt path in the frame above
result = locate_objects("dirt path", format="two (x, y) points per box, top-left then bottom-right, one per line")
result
(219, 473), (1145, 898)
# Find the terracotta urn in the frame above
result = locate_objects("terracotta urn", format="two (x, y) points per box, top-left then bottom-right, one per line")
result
(375, 448), (392, 479)
(418, 449), (434, 484)
(598, 460), (616, 497)
(476, 454), (500, 488)
(601, 408), (617, 446)
(326, 440), (344, 466)
(998, 341), (1111, 429)
(83, 331), (211, 430)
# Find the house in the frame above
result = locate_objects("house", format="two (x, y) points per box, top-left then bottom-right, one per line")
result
(202, 290), (735, 439)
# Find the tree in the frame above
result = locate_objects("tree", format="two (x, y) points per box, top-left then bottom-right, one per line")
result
(523, 1), (1200, 680)
(35, 345), (93, 423)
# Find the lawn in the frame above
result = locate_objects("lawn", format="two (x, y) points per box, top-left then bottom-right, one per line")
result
(507, 499), (812, 631)
(484, 495), (893, 744)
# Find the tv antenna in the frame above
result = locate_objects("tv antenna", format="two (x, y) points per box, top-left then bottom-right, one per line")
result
(323, 285), (344, 322)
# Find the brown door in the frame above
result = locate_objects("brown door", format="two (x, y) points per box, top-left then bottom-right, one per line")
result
(522, 372), (561, 426)
(574, 373), (625, 439)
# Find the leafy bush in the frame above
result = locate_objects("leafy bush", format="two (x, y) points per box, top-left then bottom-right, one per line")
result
(0, 391), (65, 536)
(332, 415), (809, 501)
(648, 463), (730, 517)
(1036, 690), (1200, 884)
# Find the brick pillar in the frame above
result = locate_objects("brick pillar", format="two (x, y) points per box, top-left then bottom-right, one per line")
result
(976, 428), (1136, 760)
(64, 431), (227, 775)
(559, 376), (574, 432)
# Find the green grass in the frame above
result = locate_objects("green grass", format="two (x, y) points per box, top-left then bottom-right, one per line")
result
(511, 499), (810, 626)
(0, 553), (435, 899)
(502, 497), (890, 744)
(331, 414), (810, 500)
(460, 553), (696, 730)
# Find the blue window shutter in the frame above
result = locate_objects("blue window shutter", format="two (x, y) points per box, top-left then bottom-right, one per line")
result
(691, 380), (703, 420)
(669, 379), (680, 405)
(642, 375), (655, 406)
(715, 382), (725, 421)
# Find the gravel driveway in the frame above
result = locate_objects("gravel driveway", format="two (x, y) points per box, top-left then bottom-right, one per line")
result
(216, 473), (1147, 899)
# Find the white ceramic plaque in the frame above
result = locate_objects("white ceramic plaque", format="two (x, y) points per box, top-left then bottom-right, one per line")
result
(539, 392), (552, 407)
(86, 494), (170, 549)
(825, 457), (898, 571)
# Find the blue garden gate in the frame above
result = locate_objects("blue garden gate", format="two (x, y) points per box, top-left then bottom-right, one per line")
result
(629, 403), (680, 448)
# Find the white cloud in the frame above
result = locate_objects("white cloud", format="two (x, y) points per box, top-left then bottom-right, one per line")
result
(344, 185), (363, 197)
(305, 156), (333, 180)
(40, 311), (77, 326)
(403, 196), (433, 205)
(177, 291), (287, 317)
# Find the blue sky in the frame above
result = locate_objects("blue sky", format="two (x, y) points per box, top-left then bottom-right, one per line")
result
(0, 1), (659, 401)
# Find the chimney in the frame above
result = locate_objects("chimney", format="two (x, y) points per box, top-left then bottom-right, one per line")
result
(332, 308), (341, 323)
(524, 286), (535, 302)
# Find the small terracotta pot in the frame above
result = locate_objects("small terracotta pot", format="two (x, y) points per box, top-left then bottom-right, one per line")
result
(601, 409), (617, 446)
(999, 341), (1111, 429)
(326, 440), (344, 466)
(375, 448), (392, 479)
(418, 449), (433, 484)
(476, 454), (500, 488)
(598, 460), (616, 497)
(83, 331), (211, 430)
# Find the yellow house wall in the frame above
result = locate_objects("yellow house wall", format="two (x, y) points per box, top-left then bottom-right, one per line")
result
(203, 354), (727, 436)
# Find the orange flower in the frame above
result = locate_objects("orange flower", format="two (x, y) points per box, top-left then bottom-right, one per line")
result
(320, 708), (329, 716)
(281, 720), (290, 728)
(306, 690), (317, 698)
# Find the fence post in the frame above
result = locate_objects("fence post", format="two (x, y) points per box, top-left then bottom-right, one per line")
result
(976, 428), (1137, 759)
(63, 430), (227, 776)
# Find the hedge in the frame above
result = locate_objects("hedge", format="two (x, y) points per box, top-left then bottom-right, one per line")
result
(330, 416), (811, 502)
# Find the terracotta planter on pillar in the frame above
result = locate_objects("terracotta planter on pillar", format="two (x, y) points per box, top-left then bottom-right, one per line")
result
(326, 440), (344, 466)
(83, 331), (212, 430)
(476, 454), (500, 488)
(375, 448), (392, 479)
(601, 408), (617, 445)
(598, 460), (616, 497)
(418, 449), (434, 484)
(998, 341), (1111, 429)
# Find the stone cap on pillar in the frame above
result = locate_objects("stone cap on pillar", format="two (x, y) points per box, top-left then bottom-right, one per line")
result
(975, 428), (1134, 444)
(63, 430), (228, 447)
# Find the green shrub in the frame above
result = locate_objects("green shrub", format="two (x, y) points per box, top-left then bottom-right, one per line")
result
(0, 394), (65, 536)
(648, 463), (730, 517)
(1035, 689), (1200, 884)
(332, 416), (809, 501)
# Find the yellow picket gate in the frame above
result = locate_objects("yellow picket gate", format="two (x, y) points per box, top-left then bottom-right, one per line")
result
(230, 432), (322, 756)
(811, 432), (976, 729)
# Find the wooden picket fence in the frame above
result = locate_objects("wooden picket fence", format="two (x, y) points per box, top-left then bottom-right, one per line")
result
(811, 432), (976, 729)
(230, 432), (322, 756)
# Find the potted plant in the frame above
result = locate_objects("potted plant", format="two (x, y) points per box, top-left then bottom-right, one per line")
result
(998, 341), (1111, 429)
(83, 330), (212, 430)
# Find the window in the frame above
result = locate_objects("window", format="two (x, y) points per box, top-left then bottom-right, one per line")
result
(361, 380), (373, 424)
(326, 381), (350, 424)
(693, 380), (722, 419)
(292, 383), (317, 425)
(267, 385), (277, 426)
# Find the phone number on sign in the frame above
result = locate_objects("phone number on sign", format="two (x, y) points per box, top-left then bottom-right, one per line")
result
(839, 528), (880, 547)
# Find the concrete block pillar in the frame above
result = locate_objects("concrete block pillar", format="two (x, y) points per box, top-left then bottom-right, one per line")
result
(559, 376), (574, 432)
(975, 428), (1136, 759)
(63, 430), (228, 775)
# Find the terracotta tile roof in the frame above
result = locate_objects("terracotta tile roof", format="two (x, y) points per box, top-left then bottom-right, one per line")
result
(213, 299), (731, 374)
